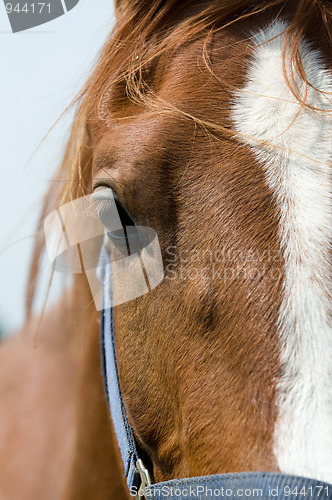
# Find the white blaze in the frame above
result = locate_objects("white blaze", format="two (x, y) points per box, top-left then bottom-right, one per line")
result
(232, 21), (332, 482)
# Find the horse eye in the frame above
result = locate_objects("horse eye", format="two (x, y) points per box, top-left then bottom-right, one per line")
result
(111, 194), (135, 229)
(91, 187), (142, 255)
(91, 187), (135, 227)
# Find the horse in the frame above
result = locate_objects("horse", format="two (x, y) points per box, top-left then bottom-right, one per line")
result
(0, 0), (331, 499)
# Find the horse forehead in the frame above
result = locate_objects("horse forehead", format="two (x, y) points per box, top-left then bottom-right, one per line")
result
(155, 32), (247, 96)
(90, 33), (246, 143)
(92, 113), (191, 171)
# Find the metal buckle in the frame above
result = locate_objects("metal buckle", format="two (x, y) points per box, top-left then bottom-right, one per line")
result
(136, 459), (152, 500)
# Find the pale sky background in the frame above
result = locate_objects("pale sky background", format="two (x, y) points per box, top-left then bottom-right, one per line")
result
(0, 0), (115, 335)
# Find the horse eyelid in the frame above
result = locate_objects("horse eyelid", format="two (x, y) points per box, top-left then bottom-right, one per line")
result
(90, 186), (115, 202)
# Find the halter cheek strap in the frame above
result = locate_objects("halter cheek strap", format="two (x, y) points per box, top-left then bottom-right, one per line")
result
(99, 244), (151, 499)
(101, 304), (143, 492)
(98, 244), (332, 500)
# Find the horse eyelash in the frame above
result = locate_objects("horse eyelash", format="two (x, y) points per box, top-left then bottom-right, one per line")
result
(89, 198), (115, 218)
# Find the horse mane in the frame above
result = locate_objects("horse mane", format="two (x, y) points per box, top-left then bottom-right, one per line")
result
(26, 0), (332, 318)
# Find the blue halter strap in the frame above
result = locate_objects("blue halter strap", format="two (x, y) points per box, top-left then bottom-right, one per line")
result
(99, 244), (332, 500)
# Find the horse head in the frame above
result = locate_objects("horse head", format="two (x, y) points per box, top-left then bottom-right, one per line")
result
(43, 0), (332, 490)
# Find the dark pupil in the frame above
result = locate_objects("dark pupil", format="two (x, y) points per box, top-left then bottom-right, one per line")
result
(114, 198), (135, 228)
(101, 197), (144, 256)
(98, 197), (134, 232)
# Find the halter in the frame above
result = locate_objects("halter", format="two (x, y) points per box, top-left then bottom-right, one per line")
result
(99, 243), (332, 500)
